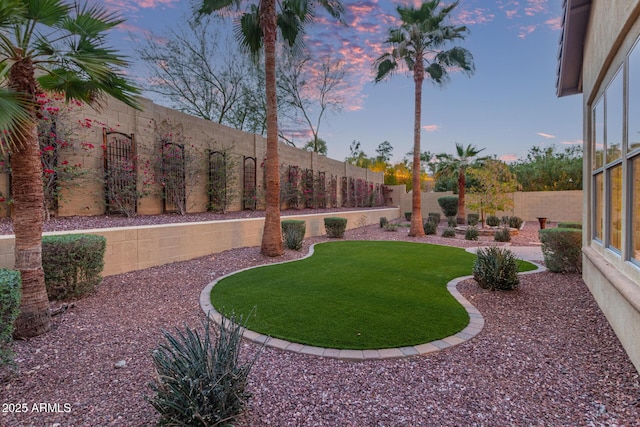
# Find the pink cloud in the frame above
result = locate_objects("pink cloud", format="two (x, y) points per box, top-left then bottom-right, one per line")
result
(500, 153), (518, 162)
(561, 139), (583, 145)
(545, 16), (562, 31)
(518, 24), (537, 39)
(422, 125), (440, 132)
(537, 132), (556, 139)
(454, 8), (495, 25)
(524, 0), (548, 16)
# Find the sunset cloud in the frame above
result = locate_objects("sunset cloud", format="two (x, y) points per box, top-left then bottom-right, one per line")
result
(545, 16), (562, 31)
(518, 25), (538, 39)
(500, 153), (518, 163)
(454, 7), (495, 25)
(561, 139), (583, 145)
(537, 132), (556, 139)
(422, 124), (441, 132)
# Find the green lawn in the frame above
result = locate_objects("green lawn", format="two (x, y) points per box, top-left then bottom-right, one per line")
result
(211, 241), (536, 349)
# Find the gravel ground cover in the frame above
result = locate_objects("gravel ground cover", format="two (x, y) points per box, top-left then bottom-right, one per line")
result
(1, 213), (639, 426)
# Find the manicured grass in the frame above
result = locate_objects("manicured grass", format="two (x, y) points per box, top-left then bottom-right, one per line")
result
(211, 241), (537, 349)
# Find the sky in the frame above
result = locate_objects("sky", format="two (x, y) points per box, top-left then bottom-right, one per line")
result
(97, 0), (583, 164)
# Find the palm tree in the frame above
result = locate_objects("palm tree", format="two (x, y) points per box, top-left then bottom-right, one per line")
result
(0, 0), (140, 338)
(374, 0), (474, 237)
(435, 143), (488, 224)
(197, 0), (343, 257)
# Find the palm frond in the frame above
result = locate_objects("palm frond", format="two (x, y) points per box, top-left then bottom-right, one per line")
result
(374, 56), (397, 83)
(58, 2), (124, 38)
(22, 0), (70, 26)
(236, 5), (262, 60)
(0, 89), (33, 154)
(196, 0), (239, 16)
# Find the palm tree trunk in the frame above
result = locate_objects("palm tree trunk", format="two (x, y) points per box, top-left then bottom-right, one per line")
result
(458, 168), (466, 224)
(260, 0), (283, 257)
(9, 59), (50, 338)
(409, 63), (425, 237)
(12, 123), (50, 338)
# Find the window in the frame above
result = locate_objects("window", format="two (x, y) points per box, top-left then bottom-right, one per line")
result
(609, 165), (623, 251)
(606, 70), (623, 163)
(594, 172), (604, 241)
(632, 155), (640, 263)
(593, 98), (605, 170)
(629, 40), (640, 152)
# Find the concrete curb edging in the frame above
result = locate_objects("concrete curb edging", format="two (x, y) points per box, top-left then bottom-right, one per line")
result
(200, 244), (545, 361)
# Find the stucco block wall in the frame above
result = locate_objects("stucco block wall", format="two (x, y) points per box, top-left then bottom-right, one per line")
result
(0, 208), (399, 277)
(391, 187), (582, 222)
(3, 95), (382, 217)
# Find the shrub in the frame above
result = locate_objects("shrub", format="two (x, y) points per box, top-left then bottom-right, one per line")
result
(384, 223), (399, 232)
(379, 217), (388, 228)
(486, 215), (500, 227)
(494, 227), (511, 242)
(441, 227), (456, 238)
(501, 215), (510, 225)
(149, 315), (261, 427)
(539, 228), (582, 273)
(281, 220), (305, 250)
(0, 269), (20, 370)
(467, 213), (479, 226)
(558, 222), (582, 229)
(423, 220), (437, 235)
(473, 247), (520, 291)
(404, 211), (412, 221)
(42, 234), (106, 300)
(465, 227), (479, 241)
(508, 216), (523, 229)
(447, 216), (457, 228)
(428, 212), (441, 224)
(437, 196), (458, 218)
(324, 217), (347, 238)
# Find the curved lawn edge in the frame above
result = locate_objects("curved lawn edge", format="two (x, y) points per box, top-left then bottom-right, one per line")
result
(199, 242), (546, 361)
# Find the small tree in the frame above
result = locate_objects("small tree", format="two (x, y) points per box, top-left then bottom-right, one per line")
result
(466, 159), (519, 227)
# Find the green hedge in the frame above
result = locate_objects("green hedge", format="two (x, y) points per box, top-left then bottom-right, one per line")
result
(42, 234), (106, 300)
(437, 196), (458, 218)
(539, 228), (582, 273)
(558, 222), (582, 229)
(281, 220), (306, 250)
(324, 217), (347, 238)
(0, 269), (21, 367)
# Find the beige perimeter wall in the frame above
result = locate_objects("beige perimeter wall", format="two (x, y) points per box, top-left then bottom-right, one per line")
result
(0, 96), (383, 217)
(0, 208), (399, 277)
(389, 186), (583, 223)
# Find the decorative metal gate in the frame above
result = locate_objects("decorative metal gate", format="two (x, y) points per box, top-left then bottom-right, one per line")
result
(208, 151), (227, 212)
(103, 129), (137, 216)
(317, 171), (326, 208)
(243, 156), (256, 210)
(341, 176), (348, 207)
(161, 141), (185, 213)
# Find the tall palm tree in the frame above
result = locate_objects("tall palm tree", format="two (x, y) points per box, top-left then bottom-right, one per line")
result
(374, 0), (474, 237)
(0, 0), (140, 338)
(197, 0), (343, 257)
(435, 143), (488, 224)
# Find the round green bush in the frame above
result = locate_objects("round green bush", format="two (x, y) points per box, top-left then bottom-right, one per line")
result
(467, 213), (479, 226)
(508, 216), (523, 229)
(379, 217), (388, 228)
(486, 215), (500, 227)
(465, 227), (479, 241)
(324, 217), (347, 238)
(441, 227), (456, 238)
(423, 220), (437, 235)
(437, 196), (458, 218)
(494, 227), (511, 242)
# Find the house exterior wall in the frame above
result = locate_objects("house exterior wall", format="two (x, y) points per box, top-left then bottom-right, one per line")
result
(579, 0), (640, 372)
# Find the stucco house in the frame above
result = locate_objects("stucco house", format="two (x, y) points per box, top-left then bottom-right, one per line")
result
(557, 0), (640, 372)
